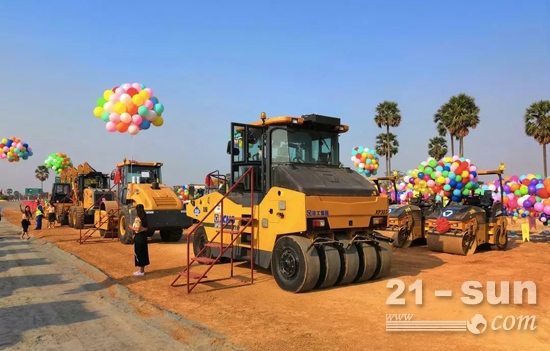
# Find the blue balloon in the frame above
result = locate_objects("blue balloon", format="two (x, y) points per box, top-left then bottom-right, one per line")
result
(417, 172), (425, 179)
(149, 97), (159, 105)
(140, 120), (151, 130)
(456, 183), (464, 190)
(449, 180), (457, 187)
(470, 171), (477, 178)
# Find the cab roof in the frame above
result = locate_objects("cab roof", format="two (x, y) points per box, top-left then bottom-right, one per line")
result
(116, 159), (163, 167)
(236, 114), (349, 133)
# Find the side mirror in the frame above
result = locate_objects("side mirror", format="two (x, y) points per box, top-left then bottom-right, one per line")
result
(226, 141), (240, 156)
(188, 185), (195, 198)
(110, 170), (115, 180)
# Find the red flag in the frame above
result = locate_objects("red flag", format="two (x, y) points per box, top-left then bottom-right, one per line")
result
(114, 168), (121, 185)
(205, 174), (214, 187)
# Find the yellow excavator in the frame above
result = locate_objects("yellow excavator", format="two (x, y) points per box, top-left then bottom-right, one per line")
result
(185, 113), (394, 293)
(367, 175), (439, 248)
(51, 163), (114, 228)
(94, 159), (193, 244)
(424, 164), (508, 255)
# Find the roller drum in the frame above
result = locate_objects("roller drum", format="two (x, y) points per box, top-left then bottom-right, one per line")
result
(426, 232), (477, 256)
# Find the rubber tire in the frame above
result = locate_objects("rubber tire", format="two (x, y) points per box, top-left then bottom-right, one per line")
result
(271, 235), (320, 293)
(55, 206), (65, 226)
(73, 207), (85, 229)
(462, 234), (478, 256)
(160, 229), (183, 242)
(493, 225), (508, 251)
(354, 243), (378, 283)
(68, 207), (74, 228)
(315, 244), (342, 289)
(334, 236), (360, 286)
(372, 241), (393, 280)
(394, 227), (412, 249)
(118, 212), (134, 245)
(192, 225), (213, 262)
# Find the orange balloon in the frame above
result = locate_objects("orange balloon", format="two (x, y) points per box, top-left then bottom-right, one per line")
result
(543, 199), (550, 206)
(116, 122), (129, 133)
(127, 103), (138, 115)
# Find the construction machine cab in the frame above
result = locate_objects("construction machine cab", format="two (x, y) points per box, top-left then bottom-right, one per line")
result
(50, 183), (72, 204)
(367, 175), (399, 205)
(111, 160), (162, 205)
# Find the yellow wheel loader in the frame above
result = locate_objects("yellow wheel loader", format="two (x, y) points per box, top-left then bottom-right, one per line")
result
(51, 163), (114, 228)
(367, 176), (440, 248)
(95, 160), (193, 244)
(425, 166), (508, 255)
(186, 113), (394, 293)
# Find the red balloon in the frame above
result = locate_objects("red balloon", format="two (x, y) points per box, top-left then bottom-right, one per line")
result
(538, 188), (549, 198)
(355, 153), (362, 159)
(112, 86), (119, 92)
(127, 88), (138, 96)
(522, 178), (530, 186)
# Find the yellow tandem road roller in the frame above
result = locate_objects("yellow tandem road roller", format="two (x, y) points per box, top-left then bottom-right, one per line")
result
(186, 113), (394, 293)
(368, 176), (439, 248)
(425, 165), (508, 255)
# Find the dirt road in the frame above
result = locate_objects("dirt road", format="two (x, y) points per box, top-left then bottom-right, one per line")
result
(2, 206), (550, 351)
(0, 218), (243, 351)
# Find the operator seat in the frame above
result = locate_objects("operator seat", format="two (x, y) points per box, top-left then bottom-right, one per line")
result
(480, 190), (494, 219)
(464, 195), (481, 207)
(274, 148), (290, 163)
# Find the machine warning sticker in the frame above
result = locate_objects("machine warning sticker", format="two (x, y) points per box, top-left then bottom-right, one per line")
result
(306, 210), (330, 217)
(193, 207), (201, 216)
(388, 208), (393, 213)
(442, 210), (454, 217)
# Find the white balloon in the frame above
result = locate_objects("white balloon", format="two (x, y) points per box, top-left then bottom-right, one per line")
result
(120, 94), (132, 105)
(120, 113), (132, 124)
(146, 110), (157, 121)
(104, 102), (114, 113)
(128, 125), (139, 135)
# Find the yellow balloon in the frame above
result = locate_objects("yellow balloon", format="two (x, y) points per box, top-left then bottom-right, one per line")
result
(139, 89), (150, 101)
(93, 106), (104, 117)
(152, 116), (164, 127)
(131, 94), (144, 106)
(103, 90), (114, 100)
(114, 102), (126, 114)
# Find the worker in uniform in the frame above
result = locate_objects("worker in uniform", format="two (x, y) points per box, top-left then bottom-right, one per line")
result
(35, 199), (44, 230)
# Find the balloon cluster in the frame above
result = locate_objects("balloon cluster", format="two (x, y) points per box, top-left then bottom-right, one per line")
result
(44, 153), (73, 174)
(398, 156), (480, 203)
(234, 132), (243, 148)
(175, 185), (203, 201)
(0, 137), (33, 162)
(93, 83), (165, 135)
(351, 146), (379, 176)
(482, 174), (550, 225)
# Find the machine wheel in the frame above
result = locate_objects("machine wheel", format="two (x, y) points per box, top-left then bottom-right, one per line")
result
(394, 227), (412, 249)
(462, 233), (478, 256)
(354, 243), (378, 283)
(334, 236), (360, 286)
(192, 225), (213, 261)
(372, 241), (393, 280)
(271, 235), (320, 293)
(492, 225), (508, 251)
(160, 229), (183, 242)
(68, 207), (74, 228)
(314, 244), (342, 289)
(118, 212), (134, 245)
(72, 207), (85, 229)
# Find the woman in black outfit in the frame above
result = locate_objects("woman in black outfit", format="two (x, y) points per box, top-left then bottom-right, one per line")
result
(130, 204), (149, 276)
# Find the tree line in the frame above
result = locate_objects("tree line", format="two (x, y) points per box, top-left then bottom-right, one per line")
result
(374, 95), (550, 177)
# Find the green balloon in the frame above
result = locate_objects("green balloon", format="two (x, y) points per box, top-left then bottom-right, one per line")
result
(97, 97), (107, 107)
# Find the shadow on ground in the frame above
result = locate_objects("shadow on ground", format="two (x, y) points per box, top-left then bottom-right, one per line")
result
(0, 257), (51, 273)
(0, 273), (68, 299)
(0, 300), (100, 349)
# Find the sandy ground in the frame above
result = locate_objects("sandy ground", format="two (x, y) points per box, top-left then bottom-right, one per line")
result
(2, 203), (550, 351)
(0, 210), (243, 350)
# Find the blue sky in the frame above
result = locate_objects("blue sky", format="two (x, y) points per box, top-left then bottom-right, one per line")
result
(0, 0), (549, 192)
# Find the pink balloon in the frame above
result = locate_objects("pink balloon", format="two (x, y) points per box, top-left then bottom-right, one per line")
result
(115, 87), (125, 95)
(144, 100), (153, 109)
(28, 147), (32, 152)
(544, 206), (550, 215)
(132, 114), (143, 124)
(0, 154), (5, 159)
(534, 202), (544, 212)
(3, 146), (8, 152)
(128, 124), (139, 135)
(132, 83), (142, 91)
(109, 113), (120, 123)
(105, 121), (117, 132)
(122, 83), (132, 90)
(108, 94), (118, 103)
(144, 88), (153, 96)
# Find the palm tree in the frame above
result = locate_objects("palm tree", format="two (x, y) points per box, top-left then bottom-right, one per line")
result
(6, 188), (13, 197)
(428, 136), (448, 160)
(374, 101), (402, 174)
(13, 190), (21, 200)
(434, 109), (457, 155)
(375, 132), (399, 175)
(524, 100), (550, 178)
(436, 94), (480, 157)
(35, 165), (50, 191)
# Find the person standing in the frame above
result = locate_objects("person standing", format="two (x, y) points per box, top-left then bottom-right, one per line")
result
(47, 202), (56, 228)
(0, 203), (3, 221)
(130, 204), (149, 276)
(19, 204), (33, 240)
(34, 200), (44, 230)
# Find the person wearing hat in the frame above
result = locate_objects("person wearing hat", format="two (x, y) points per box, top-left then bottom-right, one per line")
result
(34, 199), (44, 230)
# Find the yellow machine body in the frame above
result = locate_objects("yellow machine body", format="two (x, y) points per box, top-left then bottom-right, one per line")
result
(96, 159), (192, 243)
(425, 167), (509, 255)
